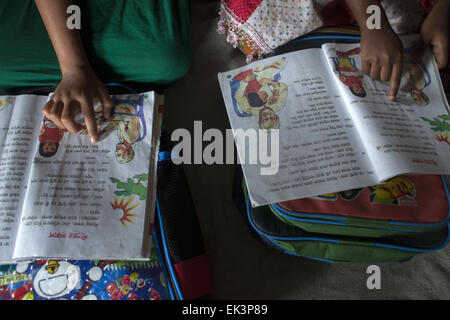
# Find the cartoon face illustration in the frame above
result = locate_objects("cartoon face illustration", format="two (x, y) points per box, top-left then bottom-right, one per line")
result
(38, 117), (65, 158)
(350, 81), (366, 97)
(33, 261), (81, 299)
(115, 142), (135, 164)
(247, 90), (269, 107)
(42, 141), (58, 154)
(258, 107), (280, 130)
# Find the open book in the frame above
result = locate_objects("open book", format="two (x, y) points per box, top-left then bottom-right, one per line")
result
(0, 92), (162, 263)
(218, 34), (450, 207)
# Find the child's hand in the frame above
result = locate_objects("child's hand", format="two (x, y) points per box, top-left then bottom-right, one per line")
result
(416, 0), (449, 69)
(360, 28), (403, 101)
(42, 66), (113, 144)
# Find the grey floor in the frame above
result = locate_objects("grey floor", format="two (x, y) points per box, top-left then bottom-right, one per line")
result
(163, 1), (450, 299)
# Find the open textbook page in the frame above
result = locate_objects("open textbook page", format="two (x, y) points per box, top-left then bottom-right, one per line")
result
(219, 35), (450, 207)
(219, 49), (379, 207)
(322, 34), (450, 181)
(0, 95), (47, 263)
(0, 92), (161, 263)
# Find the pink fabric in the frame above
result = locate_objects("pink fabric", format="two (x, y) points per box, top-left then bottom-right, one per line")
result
(224, 0), (264, 22)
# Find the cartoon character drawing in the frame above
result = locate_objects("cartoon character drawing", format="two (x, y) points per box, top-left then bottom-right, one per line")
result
(38, 116), (65, 158)
(331, 47), (366, 97)
(79, 101), (118, 140)
(421, 114), (450, 145)
(368, 176), (416, 205)
(78, 95), (147, 163)
(32, 260), (81, 299)
(16, 260), (107, 300)
(403, 44), (431, 106)
(0, 97), (13, 111)
(112, 95), (146, 164)
(230, 58), (288, 130)
(258, 106), (280, 130)
(0, 258), (167, 300)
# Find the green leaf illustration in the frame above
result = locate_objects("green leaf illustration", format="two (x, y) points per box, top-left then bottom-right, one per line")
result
(133, 174), (148, 182)
(421, 115), (450, 132)
(111, 175), (148, 200)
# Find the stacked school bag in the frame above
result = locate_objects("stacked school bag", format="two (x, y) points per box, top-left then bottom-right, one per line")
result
(233, 28), (450, 264)
(234, 168), (450, 263)
(0, 85), (213, 300)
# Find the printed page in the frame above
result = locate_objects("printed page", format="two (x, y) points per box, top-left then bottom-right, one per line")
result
(219, 49), (378, 207)
(0, 95), (47, 264)
(322, 35), (450, 181)
(13, 92), (161, 261)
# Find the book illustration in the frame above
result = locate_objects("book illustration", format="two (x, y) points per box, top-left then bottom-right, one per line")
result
(369, 176), (416, 205)
(229, 58), (288, 130)
(313, 176), (416, 206)
(110, 174), (148, 227)
(0, 258), (166, 300)
(111, 174), (148, 200)
(79, 95), (147, 164)
(38, 116), (66, 158)
(79, 110), (119, 141)
(112, 95), (147, 164)
(403, 43), (431, 106)
(421, 114), (450, 146)
(0, 97), (13, 112)
(331, 47), (367, 98)
(110, 195), (140, 227)
(329, 44), (431, 104)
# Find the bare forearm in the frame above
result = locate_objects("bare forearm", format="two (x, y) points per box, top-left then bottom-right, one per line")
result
(345, 0), (392, 33)
(34, 0), (90, 74)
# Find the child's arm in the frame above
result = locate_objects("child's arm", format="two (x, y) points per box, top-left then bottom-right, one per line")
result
(345, 0), (403, 101)
(416, 0), (449, 69)
(34, 0), (113, 144)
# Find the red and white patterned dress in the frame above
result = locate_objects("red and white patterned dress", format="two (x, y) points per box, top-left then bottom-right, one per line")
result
(218, 0), (435, 61)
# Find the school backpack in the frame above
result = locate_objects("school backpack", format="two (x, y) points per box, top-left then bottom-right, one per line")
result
(234, 166), (450, 263)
